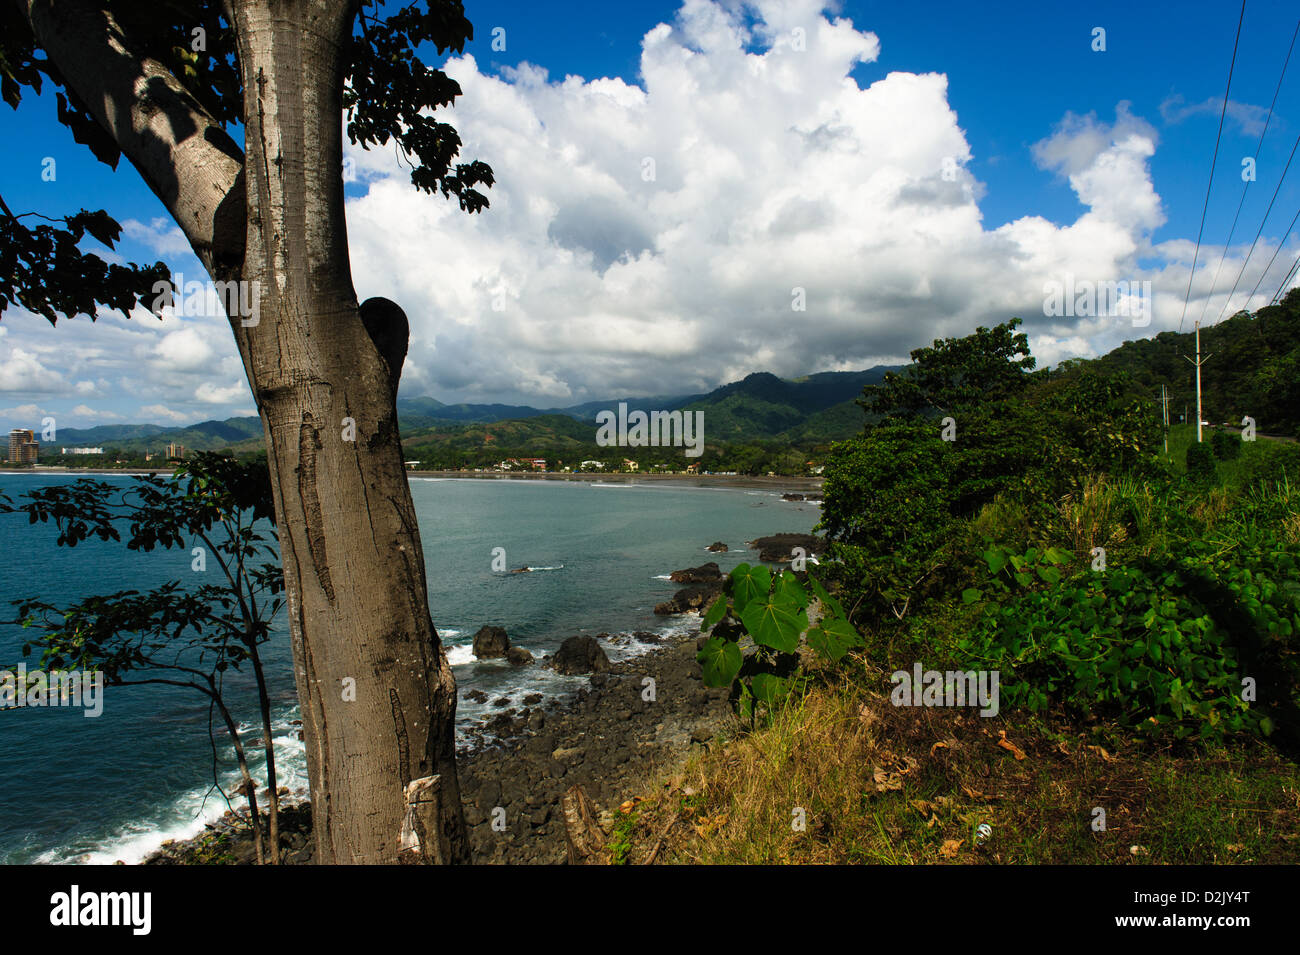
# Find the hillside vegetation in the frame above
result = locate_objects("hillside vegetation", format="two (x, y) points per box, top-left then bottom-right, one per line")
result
(614, 295), (1300, 865)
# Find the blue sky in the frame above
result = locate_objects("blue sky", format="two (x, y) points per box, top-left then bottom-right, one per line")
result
(2, 0), (1299, 431)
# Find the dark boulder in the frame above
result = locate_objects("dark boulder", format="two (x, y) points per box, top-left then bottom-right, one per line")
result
(473, 625), (511, 659)
(506, 647), (534, 666)
(748, 533), (823, 563)
(551, 635), (611, 675)
(654, 583), (721, 615)
(669, 561), (722, 584)
(706, 541), (728, 552)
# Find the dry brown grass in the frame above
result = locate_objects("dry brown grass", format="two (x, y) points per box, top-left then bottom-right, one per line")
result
(614, 668), (1300, 865)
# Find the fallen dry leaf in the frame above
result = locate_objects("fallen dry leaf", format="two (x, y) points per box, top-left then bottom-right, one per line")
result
(692, 812), (729, 837)
(939, 839), (962, 858)
(997, 730), (1027, 761)
(872, 766), (904, 792)
(1085, 744), (1117, 762)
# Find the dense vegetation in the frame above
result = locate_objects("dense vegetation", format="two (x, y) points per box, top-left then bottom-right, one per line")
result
(816, 300), (1300, 745)
(617, 292), (1300, 865)
(1081, 296), (1300, 437)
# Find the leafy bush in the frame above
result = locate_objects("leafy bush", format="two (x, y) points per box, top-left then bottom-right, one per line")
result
(697, 565), (863, 721)
(1211, 429), (1240, 460)
(959, 541), (1300, 740)
(1243, 441), (1300, 486)
(1186, 442), (1216, 482)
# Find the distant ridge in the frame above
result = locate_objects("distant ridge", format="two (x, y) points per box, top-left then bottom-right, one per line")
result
(9, 365), (902, 453)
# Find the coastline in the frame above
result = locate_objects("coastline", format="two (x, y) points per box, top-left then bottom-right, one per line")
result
(409, 470), (823, 491)
(143, 620), (734, 864)
(1, 466), (824, 492)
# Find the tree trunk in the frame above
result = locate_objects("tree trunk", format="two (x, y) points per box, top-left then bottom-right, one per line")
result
(248, 640), (281, 863)
(228, 0), (468, 863)
(212, 688), (265, 866)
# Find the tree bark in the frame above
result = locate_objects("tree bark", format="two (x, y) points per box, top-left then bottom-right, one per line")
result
(227, 0), (468, 863)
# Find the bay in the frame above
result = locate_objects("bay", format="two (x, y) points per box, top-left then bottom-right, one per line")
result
(0, 473), (819, 863)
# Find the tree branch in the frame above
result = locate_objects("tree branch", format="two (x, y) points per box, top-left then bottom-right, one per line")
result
(17, 0), (246, 280)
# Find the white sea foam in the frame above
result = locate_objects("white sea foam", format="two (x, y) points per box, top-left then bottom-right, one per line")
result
(445, 644), (476, 667)
(48, 709), (309, 865)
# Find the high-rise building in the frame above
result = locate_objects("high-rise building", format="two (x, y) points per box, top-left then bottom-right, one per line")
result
(8, 429), (38, 464)
(166, 442), (186, 460)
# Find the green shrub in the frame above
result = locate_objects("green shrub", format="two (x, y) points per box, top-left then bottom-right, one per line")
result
(697, 565), (863, 722)
(1243, 441), (1300, 486)
(1210, 429), (1240, 460)
(959, 539), (1300, 740)
(1186, 442), (1216, 481)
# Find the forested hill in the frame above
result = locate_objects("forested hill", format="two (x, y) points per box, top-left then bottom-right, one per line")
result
(1073, 288), (1300, 437)
(19, 365), (902, 455)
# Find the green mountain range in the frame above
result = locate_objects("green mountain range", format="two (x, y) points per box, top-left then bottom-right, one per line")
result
(22, 365), (900, 457)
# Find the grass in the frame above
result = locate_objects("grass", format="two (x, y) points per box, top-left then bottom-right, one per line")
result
(616, 674), (1300, 864)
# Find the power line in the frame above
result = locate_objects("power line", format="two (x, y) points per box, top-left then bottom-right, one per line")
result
(1180, 0), (1247, 335)
(1199, 18), (1299, 325)
(1271, 247), (1300, 304)
(1243, 199), (1300, 304)
(1215, 130), (1300, 319)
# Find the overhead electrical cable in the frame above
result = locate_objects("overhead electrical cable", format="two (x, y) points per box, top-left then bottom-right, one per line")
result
(1198, 18), (1299, 325)
(1180, 0), (1247, 335)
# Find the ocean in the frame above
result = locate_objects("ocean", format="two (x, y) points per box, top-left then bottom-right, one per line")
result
(0, 473), (819, 864)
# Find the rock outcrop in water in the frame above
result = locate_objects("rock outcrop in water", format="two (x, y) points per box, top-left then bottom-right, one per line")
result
(653, 582), (720, 615)
(748, 533), (823, 562)
(473, 626), (533, 665)
(472, 625), (512, 659)
(551, 635), (611, 675)
(668, 562), (722, 584)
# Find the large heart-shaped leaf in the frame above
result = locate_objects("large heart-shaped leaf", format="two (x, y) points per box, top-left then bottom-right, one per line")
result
(775, 571), (809, 609)
(741, 596), (805, 652)
(697, 636), (743, 687)
(701, 594), (729, 631)
(750, 672), (792, 704)
(983, 547), (1008, 575)
(729, 563), (771, 614)
(807, 617), (863, 662)
(807, 574), (845, 619)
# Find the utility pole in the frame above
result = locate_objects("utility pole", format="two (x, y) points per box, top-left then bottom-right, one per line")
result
(1183, 320), (1213, 443)
(1161, 383), (1170, 457)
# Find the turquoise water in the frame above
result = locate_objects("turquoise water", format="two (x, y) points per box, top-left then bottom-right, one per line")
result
(0, 474), (818, 863)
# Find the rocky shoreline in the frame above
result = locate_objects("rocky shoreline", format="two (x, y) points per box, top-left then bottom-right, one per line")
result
(141, 626), (733, 865)
(139, 526), (824, 865)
